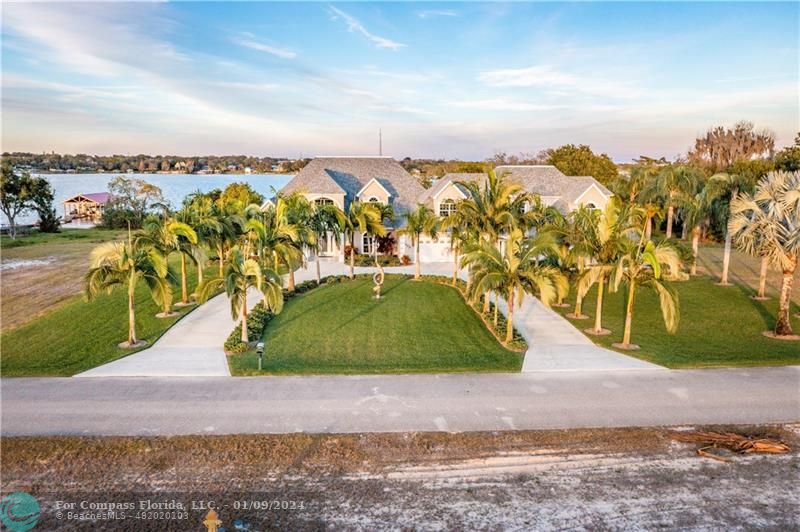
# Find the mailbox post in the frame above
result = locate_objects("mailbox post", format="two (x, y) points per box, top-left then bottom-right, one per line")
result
(256, 342), (265, 371)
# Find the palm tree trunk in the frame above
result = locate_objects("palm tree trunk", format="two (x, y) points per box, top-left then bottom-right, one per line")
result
(681, 221), (688, 240)
(645, 216), (653, 239)
(666, 204), (674, 239)
(349, 234), (355, 279)
(415, 238), (421, 280)
(774, 256), (796, 336)
(288, 268), (295, 291)
(757, 257), (768, 299)
(452, 248), (458, 286)
(316, 251), (321, 285)
(690, 226), (701, 275)
(720, 230), (732, 285)
(493, 294), (499, 328)
(622, 281), (636, 346)
(218, 244), (224, 277)
(505, 287), (515, 344)
(180, 254), (188, 304)
(128, 281), (137, 345)
(483, 292), (490, 313)
(573, 294), (584, 317)
(240, 299), (248, 343)
(592, 274), (605, 333)
(197, 257), (204, 287)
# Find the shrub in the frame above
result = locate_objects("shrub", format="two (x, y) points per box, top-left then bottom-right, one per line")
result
(224, 301), (273, 354)
(352, 253), (402, 267)
(401, 255), (411, 265)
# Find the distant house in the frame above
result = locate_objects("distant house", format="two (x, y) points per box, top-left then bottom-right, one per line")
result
(280, 158), (612, 263)
(63, 192), (111, 222)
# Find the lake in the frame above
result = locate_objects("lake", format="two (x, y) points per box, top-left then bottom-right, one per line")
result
(7, 172), (294, 226)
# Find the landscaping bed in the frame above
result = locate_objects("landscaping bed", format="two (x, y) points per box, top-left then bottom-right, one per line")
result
(228, 274), (525, 375)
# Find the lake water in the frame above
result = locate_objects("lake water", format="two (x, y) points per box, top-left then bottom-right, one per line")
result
(7, 172), (294, 226)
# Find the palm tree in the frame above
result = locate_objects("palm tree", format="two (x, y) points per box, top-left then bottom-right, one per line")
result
(441, 206), (477, 286)
(463, 229), (567, 344)
(135, 216), (197, 316)
(677, 189), (713, 276)
(344, 201), (385, 279)
(703, 172), (754, 285)
(400, 204), (439, 280)
(180, 193), (222, 288)
(282, 193), (317, 291)
(308, 202), (345, 284)
(644, 164), (702, 239)
(575, 200), (636, 336)
(609, 240), (682, 349)
(730, 170), (800, 338)
(550, 206), (596, 320)
(458, 170), (530, 311)
(195, 246), (283, 343)
(85, 229), (172, 348)
(252, 198), (303, 290)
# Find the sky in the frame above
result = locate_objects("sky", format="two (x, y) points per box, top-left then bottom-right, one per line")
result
(1, 1), (798, 162)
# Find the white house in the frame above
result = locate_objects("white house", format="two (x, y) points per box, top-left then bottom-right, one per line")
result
(278, 157), (613, 263)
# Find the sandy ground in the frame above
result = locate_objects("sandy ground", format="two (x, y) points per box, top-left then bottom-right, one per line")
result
(2, 425), (797, 530)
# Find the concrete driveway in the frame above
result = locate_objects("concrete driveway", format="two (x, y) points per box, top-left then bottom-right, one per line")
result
(3, 366), (798, 436)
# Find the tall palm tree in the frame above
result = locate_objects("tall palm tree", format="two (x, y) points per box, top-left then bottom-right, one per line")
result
(135, 216), (197, 316)
(400, 204), (439, 280)
(463, 229), (567, 344)
(575, 200), (636, 335)
(730, 170), (800, 338)
(441, 206), (477, 286)
(677, 189), (713, 276)
(85, 229), (172, 348)
(252, 198), (303, 290)
(703, 172), (754, 285)
(458, 170), (530, 311)
(282, 193), (317, 291)
(609, 240), (682, 349)
(550, 205), (596, 320)
(308, 202), (346, 284)
(344, 201), (385, 279)
(180, 194), (222, 288)
(195, 246), (283, 343)
(644, 164), (702, 239)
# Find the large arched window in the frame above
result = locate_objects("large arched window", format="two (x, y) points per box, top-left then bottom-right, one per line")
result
(439, 199), (456, 217)
(315, 197), (333, 206)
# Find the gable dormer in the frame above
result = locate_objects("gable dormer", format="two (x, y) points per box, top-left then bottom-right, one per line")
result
(356, 177), (392, 204)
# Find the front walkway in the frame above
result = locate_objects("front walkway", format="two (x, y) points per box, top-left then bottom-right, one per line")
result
(77, 260), (661, 377)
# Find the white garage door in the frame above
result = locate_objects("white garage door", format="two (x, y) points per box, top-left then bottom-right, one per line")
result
(417, 238), (453, 263)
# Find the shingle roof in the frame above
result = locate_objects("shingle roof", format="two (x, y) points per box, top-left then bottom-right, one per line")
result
(280, 157), (425, 215)
(493, 165), (612, 206)
(419, 173), (484, 204)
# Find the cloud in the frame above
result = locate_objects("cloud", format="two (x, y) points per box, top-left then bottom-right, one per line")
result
(212, 81), (279, 92)
(451, 99), (562, 112)
(417, 10), (458, 19)
(232, 33), (297, 59)
(328, 6), (406, 50)
(478, 64), (641, 98)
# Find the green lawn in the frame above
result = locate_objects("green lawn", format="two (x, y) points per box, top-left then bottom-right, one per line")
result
(0, 227), (124, 249)
(229, 278), (523, 375)
(555, 276), (800, 368)
(1, 258), (207, 377)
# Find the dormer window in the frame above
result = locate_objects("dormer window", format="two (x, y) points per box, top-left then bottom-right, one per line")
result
(315, 197), (334, 206)
(367, 197), (380, 203)
(439, 199), (456, 217)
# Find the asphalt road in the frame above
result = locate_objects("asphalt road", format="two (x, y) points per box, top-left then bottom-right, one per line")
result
(2, 366), (798, 436)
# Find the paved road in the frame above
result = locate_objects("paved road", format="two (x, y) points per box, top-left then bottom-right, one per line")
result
(77, 260), (652, 376)
(3, 366), (798, 436)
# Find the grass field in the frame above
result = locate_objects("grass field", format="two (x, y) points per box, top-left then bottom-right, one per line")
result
(1, 228), (126, 330)
(1, 255), (206, 377)
(555, 275), (800, 368)
(229, 278), (523, 375)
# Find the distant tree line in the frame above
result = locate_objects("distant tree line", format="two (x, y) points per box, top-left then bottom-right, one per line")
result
(0, 152), (301, 174)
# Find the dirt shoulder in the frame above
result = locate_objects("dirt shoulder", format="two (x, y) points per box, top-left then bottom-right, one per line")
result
(2, 425), (798, 530)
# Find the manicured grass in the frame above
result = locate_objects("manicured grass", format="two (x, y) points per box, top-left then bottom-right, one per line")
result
(555, 276), (800, 368)
(229, 278), (523, 375)
(1, 258), (207, 377)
